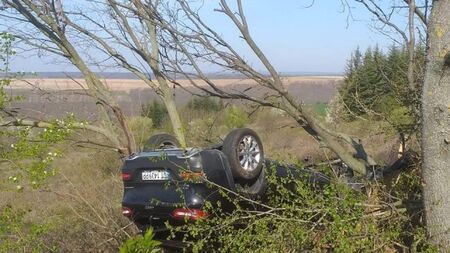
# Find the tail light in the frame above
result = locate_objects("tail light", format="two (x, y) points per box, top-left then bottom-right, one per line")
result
(122, 172), (131, 181)
(171, 208), (208, 220)
(122, 207), (133, 217)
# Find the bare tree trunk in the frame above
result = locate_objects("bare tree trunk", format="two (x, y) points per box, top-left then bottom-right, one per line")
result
(147, 9), (186, 148)
(58, 37), (137, 155)
(421, 0), (450, 248)
(407, 0), (416, 90)
(158, 82), (186, 148)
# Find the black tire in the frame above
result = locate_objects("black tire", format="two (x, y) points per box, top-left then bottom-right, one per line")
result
(143, 133), (180, 151)
(236, 168), (267, 198)
(222, 128), (264, 180)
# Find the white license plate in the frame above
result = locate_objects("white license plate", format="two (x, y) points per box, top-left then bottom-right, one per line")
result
(142, 170), (170, 181)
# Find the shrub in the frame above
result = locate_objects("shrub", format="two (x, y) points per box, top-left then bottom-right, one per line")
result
(187, 96), (224, 112)
(313, 102), (328, 117)
(224, 105), (248, 129)
(166, 163), (436, 252)
(185, 116), (222, 146)
(0, 205), (56, 252)
(141, 100), (167, 128)
(375, 95), (415, 133)
(127, 117), (153, 149)
(119, 228), (161, 253)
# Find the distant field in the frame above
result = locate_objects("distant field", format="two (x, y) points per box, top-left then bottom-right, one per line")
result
(10, 76), (343, 119)
(11, 76), (343, 90)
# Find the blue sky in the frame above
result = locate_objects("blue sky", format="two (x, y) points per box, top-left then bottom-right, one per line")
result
(9, 0), (398, 74)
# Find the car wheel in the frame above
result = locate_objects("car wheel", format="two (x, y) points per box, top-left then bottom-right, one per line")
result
(143, 133), (180, 151)
(236, 168), (267, 198)
(222, 128), (264, 180)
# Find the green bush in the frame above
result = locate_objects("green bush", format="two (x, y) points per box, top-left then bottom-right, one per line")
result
(224, 105), (248, 129)
(0, 205), (56, 252)
(1, 34), (76, 189)
(187, 96), (224, 112)
(141, 100), (168, 128)
(375, 95), (415, 132)
(119, 228), (161, 253)
(313, 102), (328, 117)
(167, 163), (436, 252)
(127, 116), (153, 149)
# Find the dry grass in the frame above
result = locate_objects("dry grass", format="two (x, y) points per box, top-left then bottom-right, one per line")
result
(127, 116), (154, 150)
(0, 138), (137, 252)
(250, 109), (323, 164)
(334, 119), (401, 165)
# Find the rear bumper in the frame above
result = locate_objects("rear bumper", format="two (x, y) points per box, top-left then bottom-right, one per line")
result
(121, 183), (231, 228)
(122, 181), (212, 219)
(122, 203), (185, 226)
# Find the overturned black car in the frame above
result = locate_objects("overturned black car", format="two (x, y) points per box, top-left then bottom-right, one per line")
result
(121, 128), (329, 231)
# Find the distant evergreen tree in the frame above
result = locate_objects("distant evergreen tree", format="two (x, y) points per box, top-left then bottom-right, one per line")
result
(336, 44), (425, 134)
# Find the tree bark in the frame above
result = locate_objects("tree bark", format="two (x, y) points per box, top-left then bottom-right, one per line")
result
(421, 0), (450, 248)
(158, 82), (186, 148)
